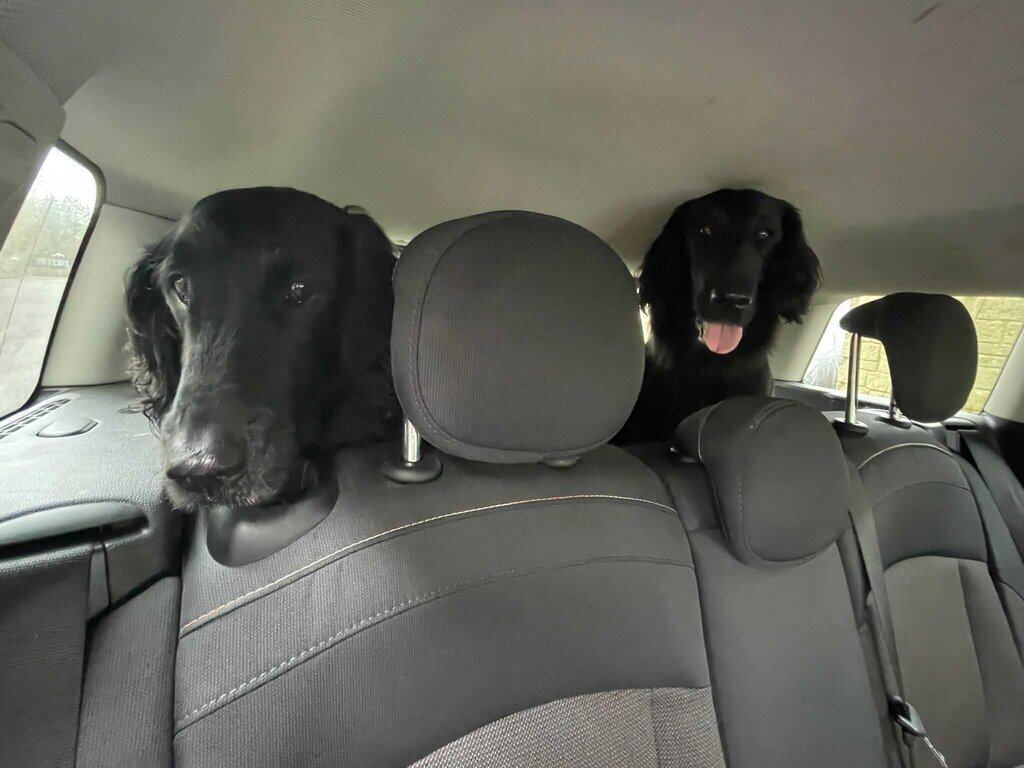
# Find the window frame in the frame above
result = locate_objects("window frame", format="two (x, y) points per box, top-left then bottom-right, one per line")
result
(0, 139), (105, 420)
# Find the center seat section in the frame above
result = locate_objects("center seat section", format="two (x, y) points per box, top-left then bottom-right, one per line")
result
(631, 397), (889, 768)
(173, 211), (728, 767)
(836, 293), (1024, 768)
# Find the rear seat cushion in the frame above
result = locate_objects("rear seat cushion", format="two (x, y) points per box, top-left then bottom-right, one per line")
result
(391, 210), (644, 463)
(676, 397), (849, 567)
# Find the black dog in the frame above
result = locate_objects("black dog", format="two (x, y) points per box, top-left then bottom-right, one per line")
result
(126, 187), (399, 510)
(617, 189), (820, 443)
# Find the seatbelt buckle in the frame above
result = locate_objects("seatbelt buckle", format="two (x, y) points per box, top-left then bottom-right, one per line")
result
(889, 696), (926, 738)
(889, 697), (948, 767)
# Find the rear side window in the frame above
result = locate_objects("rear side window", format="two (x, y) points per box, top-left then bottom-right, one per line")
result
(0, 147), (99, 418)
(804, 295), (1024, 415)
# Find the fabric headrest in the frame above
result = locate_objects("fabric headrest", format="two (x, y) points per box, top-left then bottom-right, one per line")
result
(676, 397), (850, 567)
(840, 293), (977, 423)
(392, 211), (644, 463)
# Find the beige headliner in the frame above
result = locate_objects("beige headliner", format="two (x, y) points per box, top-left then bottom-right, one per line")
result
(2, 1), (1023, 293)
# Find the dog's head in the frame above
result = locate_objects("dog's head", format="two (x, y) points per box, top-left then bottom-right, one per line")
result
(126, 187), (397, 510)
(638, 188), (820, 355)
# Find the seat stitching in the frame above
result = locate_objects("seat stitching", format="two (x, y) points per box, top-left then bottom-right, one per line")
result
(648, 687), (663, 768)
(735, 401), (793, 562)
(856, 442), (954, 470)
(174, 553), (692, 732)
(870, 479), (974, 507)
(179, 493), (676, 635)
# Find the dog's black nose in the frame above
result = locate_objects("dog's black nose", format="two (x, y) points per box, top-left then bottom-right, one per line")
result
(166, 437), (245, 490)
(709, 289), (753, 309)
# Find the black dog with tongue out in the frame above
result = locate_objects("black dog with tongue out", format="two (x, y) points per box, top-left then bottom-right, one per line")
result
(616, 188), (821, 444)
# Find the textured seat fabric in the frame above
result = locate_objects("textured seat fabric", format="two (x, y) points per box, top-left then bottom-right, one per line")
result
(76, 577), (180, 768)
(842, 416), (1024, 767)
(839, 293), (1024, 767)
(410, 688), (724, 768)
(173, 212), (724, 767)
(674, 397), (850, 567)
(636, 398), (888, 768)
(391, 210), (644, 463)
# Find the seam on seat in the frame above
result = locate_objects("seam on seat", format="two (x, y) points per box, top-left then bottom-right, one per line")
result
(998, 579), (1024, 607)
(179, 493), (676, 636)
(648, 688), (663, 768)
(955, 558), (990, 744)
(174, 553), (692, 733)
(856, 442), (955, 470)
(736, 400), (798, 563)
(871, 479), (974, 507)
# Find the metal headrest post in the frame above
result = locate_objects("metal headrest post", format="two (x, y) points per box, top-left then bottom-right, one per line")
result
(402, 419), (422, 464)
(834, 332), (869, 435)
(878, 391), (912, 429)
(381, 417), (442, 483)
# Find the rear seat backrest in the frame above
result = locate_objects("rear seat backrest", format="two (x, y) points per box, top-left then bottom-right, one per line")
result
(173, 211), (727, 767)
(641, 397), (888, 768)
(840, 293), (1024, 767)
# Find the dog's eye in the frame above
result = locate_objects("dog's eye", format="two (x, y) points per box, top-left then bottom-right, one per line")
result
(757, 229), (772, 240)
(286, 281), (315, 305)
(698, 226), (712, 236)
(171, 276), (190, 305)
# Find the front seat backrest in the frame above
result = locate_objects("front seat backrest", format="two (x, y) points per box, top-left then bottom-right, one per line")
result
(172, 211), (726, 768)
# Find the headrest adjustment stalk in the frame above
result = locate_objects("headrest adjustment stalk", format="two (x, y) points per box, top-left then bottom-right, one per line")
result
(834, 332), (869, 435)
(403, 419), (422, 464)
(878, 392), (912, 428)
(381, 418), (443, 484)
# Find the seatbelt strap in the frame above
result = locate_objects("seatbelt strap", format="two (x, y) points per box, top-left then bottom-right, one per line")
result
(846, 464), (949, 768)
(960, 433), (1024, 559)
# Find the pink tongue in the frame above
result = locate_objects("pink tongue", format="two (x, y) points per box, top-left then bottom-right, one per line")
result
(702, 322), (744, 354)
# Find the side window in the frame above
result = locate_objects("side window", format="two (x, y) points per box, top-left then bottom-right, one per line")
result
(803, 295), (1024, 415)
(0, 146), (99, 418)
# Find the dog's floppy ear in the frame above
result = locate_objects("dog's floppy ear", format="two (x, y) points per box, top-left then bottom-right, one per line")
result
(763, 203), (821, 322)
(638, 201), (693, 312)
(125, 235), (181, 424)
(329, 207), (400, 441)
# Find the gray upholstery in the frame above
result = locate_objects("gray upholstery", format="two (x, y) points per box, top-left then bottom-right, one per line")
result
(173, 210), (722, 768)
(174, 443), (717, 767)
(635, 398), (889, 767)
(840, 293), (977, 422)
(841, 414), (1024, 766)
(676, 397), (850, 567)
(688, 529), (887, 768)
(410, 688), (725, 768)
(635, 434), (888, 767)
(0, 545), (91, 768)
(77, 577), (180, 768)
(391, 211), (644, 463)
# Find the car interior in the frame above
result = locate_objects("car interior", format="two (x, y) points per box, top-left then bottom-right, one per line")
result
(1, 3), (1024, 767)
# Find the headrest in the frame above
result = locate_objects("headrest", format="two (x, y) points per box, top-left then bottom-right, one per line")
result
(392, 211), (644, 463)
(840, 293), (977, 423)
(676, 397), (849, 567)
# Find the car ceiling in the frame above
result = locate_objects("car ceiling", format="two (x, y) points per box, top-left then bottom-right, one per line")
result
(2, 1), (1022, 294)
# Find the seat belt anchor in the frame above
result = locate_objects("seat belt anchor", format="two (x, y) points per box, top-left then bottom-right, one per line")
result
(889, 697), (948, 767)
(889, 696), (926, 738)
